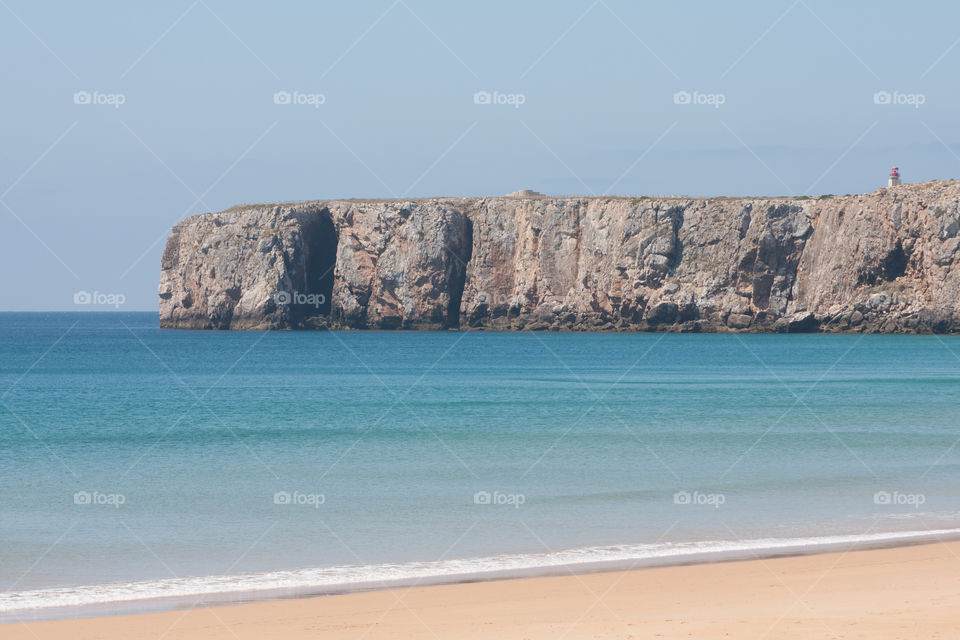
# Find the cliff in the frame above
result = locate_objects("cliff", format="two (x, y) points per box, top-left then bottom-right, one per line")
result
(159, 180), (960, 333)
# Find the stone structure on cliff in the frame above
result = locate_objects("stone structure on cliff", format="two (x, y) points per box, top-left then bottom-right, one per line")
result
(159, 180), (960, 332)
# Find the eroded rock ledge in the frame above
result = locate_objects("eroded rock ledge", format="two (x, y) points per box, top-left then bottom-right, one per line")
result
(159, 181), (960, 332)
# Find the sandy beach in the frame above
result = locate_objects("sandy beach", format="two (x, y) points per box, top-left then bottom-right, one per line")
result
(6, 540), (960, 639)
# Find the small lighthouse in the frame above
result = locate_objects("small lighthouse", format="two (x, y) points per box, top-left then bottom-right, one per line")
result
(888, 167), (901, 187)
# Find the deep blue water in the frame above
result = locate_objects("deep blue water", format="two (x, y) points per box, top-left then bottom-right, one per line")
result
(2, 312), (960, 616)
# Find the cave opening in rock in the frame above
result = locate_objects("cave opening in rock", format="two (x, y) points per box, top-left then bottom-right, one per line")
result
(296, 211), (338, 324)
(881, 241), (908, 281)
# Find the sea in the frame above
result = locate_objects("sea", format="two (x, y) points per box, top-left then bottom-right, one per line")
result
(1, 312), (959, 620)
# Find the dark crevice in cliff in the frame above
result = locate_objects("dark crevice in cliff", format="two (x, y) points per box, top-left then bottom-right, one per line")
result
(882, 241), (908, 281)
(667, 205), (685, 274)
(446, 217), (473, 329)
(294, 210), (338, 326)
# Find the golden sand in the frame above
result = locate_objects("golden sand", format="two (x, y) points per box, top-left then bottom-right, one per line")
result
(6, 541), (960, 639)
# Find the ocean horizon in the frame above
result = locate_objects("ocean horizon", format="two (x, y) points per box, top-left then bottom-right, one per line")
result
(2, 312), (960, 620)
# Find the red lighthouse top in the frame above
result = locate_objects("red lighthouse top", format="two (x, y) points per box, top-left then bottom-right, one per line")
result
(890, 167), (899, 177)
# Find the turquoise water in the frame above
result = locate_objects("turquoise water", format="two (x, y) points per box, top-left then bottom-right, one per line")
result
(2, 312), (960, 618)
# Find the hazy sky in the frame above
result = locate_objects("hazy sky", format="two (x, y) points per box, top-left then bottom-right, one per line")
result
(2, 1), (958, 310)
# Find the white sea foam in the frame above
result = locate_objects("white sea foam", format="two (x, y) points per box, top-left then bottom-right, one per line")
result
(3, 527), (960, 617)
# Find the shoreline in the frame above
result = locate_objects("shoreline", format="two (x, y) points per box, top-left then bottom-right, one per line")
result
(5, 539), (960, 639)
(6, 527), (960, 624)
(6, 313), (960, 334)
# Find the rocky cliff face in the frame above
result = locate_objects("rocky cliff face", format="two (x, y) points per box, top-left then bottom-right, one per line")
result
(159, 181), (960, 332)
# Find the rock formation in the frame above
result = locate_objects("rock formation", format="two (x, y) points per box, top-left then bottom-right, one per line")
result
(159, 180), (960, 332)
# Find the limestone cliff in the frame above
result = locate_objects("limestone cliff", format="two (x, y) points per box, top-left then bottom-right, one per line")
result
(159, 181), (960, 332)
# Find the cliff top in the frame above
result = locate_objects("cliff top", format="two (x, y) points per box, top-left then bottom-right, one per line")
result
(187, 179), (960, 226)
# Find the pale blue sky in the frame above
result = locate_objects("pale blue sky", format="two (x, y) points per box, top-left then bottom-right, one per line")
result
(2, 1), (958, 310)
